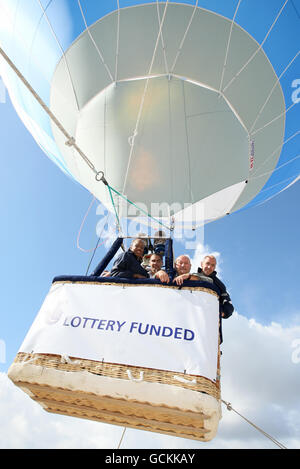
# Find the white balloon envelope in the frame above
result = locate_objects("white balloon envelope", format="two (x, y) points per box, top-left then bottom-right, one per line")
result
(1, 1), (297, 230)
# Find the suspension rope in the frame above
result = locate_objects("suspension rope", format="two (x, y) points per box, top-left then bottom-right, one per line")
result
(76, 195), (97, 253)
(108, 184), (171, 231)
(85, 236), (101, 276)
(218, 0), (243, 94)
(221, 400), (288, 449)
(122, 0), (169, 194)
(77, 0), (115, 83)
(258, 173), (299, 192)
(117, 427), (127, 449)
(252, 100), (298, 136)
(156, 0), (169, 74)
(249, 153), (300, 181)
(170, 0), (199, 73)
(182, 80), (194, 207)
(107, 184), (122, 234)
(115, 0), (121, 82)
(251, 174), (299, 209)
(0, 45), (102, 179)
(250, 129), (300, 178)
(37, 0), (80, 111)
(0, 43), (172, 233)
(249, 50), (300, 134)
(80, 199), (112, 275)
(84, 217), (114, 275)
(116, 400), (290, 450)
(222, 0), (289, 94)
(76, 194), (112, 254)
(0, 3), (72, 111)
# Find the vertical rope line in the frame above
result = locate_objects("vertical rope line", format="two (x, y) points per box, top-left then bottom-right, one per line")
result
(83, 209), (112, 275)
(117, 427), (127, 449)
(222, 0), (289, 94)
(37, 0), (80, 111)
(85, 236), (101, 275)
(181, 81), (194, 207)
(252, 175), (300, 208)
(115, 0), (121, 82)
(104, 89), (107, 175)
(256, 173), (299, 192)
(170, 0), (199, 73)
(250, 50), (300, 133)
(77, 195), (96, 252)
(218, 0), (243, 94)
(122, 0), (169, 194)
(252, 100), (298, 136)
(107, 185), (122, 234)
(249, 153), (300, 181)
(156, 0), (169, 74)
(0, 45), (100, 176)
(167, 78), (175, 210)
(77, 0), (114, 83)
(122, 0), (168, 193)
(3, 1), (73, 114)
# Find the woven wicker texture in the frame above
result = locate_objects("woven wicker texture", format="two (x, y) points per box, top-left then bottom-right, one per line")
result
(10, 352), (221, 441)
(15, 352), (220, 397)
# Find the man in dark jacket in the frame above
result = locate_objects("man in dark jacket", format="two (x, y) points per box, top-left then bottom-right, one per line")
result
(110, 238), (149, 279)
(196, 255), (234, 343)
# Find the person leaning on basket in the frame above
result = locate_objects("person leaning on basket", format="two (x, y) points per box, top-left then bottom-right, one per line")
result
(109, 238), (149, 279)
(193, 255), (234, 343)
(147, 253), (170, 283)
(172, 255), (193, 285)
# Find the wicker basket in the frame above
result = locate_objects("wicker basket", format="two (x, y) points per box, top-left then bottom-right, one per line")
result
(8, 350), (221, 441)
(8, 278), (222, 441)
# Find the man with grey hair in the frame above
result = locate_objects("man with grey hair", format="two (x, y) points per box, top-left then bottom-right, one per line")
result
(173, 255), (192, 285)
(196, 254), (234, 343)
(172, 253), (233, 342)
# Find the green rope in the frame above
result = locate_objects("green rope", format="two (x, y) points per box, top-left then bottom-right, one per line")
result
(107, 184), (171, 231)
(107, 184), (121, 232)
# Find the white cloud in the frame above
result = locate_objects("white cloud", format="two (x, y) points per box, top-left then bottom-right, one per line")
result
(1, 313), (299, 449)
(190, 242), (221, 274)
(0, 371), (127, 449)
(215, 314), (300, 449)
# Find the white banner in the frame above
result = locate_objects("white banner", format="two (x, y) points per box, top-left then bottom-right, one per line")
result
(19, 282), (220, 381)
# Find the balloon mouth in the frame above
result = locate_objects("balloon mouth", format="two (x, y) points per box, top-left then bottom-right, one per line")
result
(51, 72), (251, 226)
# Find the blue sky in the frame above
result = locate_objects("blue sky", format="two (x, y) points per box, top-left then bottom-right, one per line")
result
(0, 0), (300, 449)
(0, 90), (299, 365)
(1, 89), (300, 449)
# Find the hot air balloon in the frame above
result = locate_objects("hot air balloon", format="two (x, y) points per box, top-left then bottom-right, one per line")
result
(1, 0), (299, 442)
